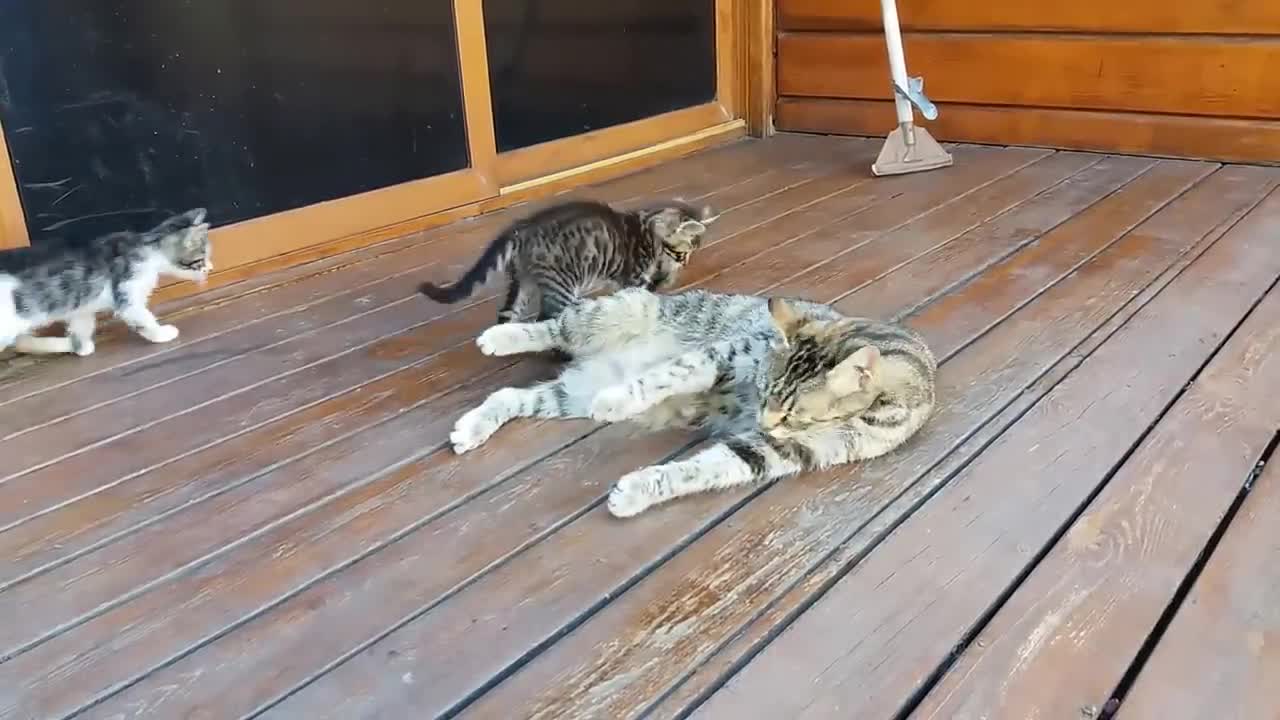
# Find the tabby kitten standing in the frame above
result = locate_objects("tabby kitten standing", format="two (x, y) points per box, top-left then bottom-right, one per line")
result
(0, 208), (212, 356)
(449, 286), (937, 517)
(418, 199), (718, 323)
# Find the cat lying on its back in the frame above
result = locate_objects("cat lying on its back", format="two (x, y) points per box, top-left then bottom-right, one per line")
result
(0, 208), (212, 357)
(449, 287), (937, 517)
(418, 199), (718, 323)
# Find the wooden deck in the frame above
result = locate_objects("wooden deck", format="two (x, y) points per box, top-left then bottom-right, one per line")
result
(2, 133), (1278, 720)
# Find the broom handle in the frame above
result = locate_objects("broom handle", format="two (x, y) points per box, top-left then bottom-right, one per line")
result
(879, 0), (914, 127)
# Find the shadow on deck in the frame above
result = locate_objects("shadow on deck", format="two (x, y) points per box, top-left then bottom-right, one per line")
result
(2, 133), (1278, 719)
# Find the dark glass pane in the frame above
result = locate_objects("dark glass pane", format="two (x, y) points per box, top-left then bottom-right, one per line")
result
(484, 0), (716, 153)
(0, 2), (470, 245)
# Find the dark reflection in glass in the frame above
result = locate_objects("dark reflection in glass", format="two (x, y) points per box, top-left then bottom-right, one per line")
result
(484, 0), (717, 153)
(0, 2), (469, 245)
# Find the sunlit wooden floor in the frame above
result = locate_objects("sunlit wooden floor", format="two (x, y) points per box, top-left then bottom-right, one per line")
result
(2, 133), (1278, 720)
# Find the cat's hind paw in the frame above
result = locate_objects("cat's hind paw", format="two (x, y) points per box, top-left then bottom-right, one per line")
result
(144, 324), (180, 344)
(607, 466), (666, 518)
(476, 323), (545, 357)
(449, 406), (500, 455)
(589, 385), (646, 423)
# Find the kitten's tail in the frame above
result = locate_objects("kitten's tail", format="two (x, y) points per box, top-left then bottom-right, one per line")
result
(417, 229), (517, 303)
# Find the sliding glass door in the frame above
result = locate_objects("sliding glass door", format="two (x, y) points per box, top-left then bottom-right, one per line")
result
(0, 0), (740, 266)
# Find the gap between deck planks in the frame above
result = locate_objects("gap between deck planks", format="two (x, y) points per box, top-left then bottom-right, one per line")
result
(908, 231), (1280, 718)
(691, 183), (1280, 719)
(5, 145), (1063, 718)
(0, 142), (1048, 717)
(1118, 432), (1280, 720)
(170, 155), (1210, 719)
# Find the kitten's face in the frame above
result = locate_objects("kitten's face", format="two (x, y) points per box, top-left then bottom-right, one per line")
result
(646, 201), (719, 288)
(759, 298), (882, 438)
(154, 208), (213, 282)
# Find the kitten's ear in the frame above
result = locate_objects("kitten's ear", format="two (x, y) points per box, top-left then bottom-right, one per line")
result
(826, 345), (881, 395)
(768, 297), (804, 342)
(649, 208), (683, 236)
(184, 208), (208, 226)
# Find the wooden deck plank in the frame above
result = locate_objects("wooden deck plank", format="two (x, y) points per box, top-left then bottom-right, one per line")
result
(0, 140), (870, 539)
(0, 134), (830, 412)
(0, 138), (856, 485)
(691, 178), (1280, 719)
(910, 226), (1280, 719)
(55, 148), (1056, 719)
(242, 162), (1215, 719)
(0, 142), (886, 651)
(1120, 436), (1280, 720)
(644, 165), (1279, 720)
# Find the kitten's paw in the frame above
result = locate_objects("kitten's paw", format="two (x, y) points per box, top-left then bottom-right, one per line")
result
(476, 324), (533, 356)
(145, 324), (180, 343)
(589, 385), (645, 423)
(449, 406), (499, 455)
(73, 340), (96, 357)
(607, 466), (665, 518)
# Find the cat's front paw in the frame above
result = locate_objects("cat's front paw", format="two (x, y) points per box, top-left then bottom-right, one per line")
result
(589, 385), (645, 423)
(607, 466), (666, 518)
(476, 324), (533, 356)
(449, 406), (498, 454)
(144, 324), (180, 343)
(73, 339), (96, 357)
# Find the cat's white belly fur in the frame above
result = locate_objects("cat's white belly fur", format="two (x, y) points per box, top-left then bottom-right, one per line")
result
(556, 333), (683, 415)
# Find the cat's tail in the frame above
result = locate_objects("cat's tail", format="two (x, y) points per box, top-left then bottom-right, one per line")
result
(417, 230), (517, 303)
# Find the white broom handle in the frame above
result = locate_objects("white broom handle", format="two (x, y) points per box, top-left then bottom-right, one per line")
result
(879, 0), (914, 125)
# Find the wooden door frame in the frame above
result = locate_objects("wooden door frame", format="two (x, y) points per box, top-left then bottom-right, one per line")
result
(0, 0), (772, 276)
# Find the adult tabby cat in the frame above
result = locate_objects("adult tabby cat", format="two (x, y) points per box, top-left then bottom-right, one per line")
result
(0, 208), (212, 357)
(449, 287), (937, 517)
(418, 199), (718, 323)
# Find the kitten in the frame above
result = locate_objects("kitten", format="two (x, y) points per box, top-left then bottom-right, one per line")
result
(417, 199), (718, 323)
(0, 208), (212, 357)
(448, 287), (937, 517)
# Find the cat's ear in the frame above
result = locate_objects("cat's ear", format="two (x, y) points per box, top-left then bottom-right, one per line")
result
(826, 345), (881, 395)
(768, 297), (804, 343)
(184, 208), (208, 226)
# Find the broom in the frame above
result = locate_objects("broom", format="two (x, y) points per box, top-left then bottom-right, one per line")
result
(871, 0), (954, 176)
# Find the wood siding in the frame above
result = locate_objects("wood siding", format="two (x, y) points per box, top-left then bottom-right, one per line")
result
(775, 0), (1280, 163)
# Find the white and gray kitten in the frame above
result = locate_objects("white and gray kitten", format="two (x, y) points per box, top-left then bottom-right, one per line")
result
(449, 287), (937, 517)
(0, 208), (212, 357)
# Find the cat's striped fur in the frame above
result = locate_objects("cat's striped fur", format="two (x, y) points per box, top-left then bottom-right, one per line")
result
(449, 287), (937, 517)
(417, 199), (718, 323)
(0, 208), (212, 357)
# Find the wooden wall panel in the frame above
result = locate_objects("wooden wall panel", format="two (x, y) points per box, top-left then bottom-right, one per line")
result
(779, 0), (1280, 35)
(778, 33), (1280, 120)
(773, 2), (1280, 163)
